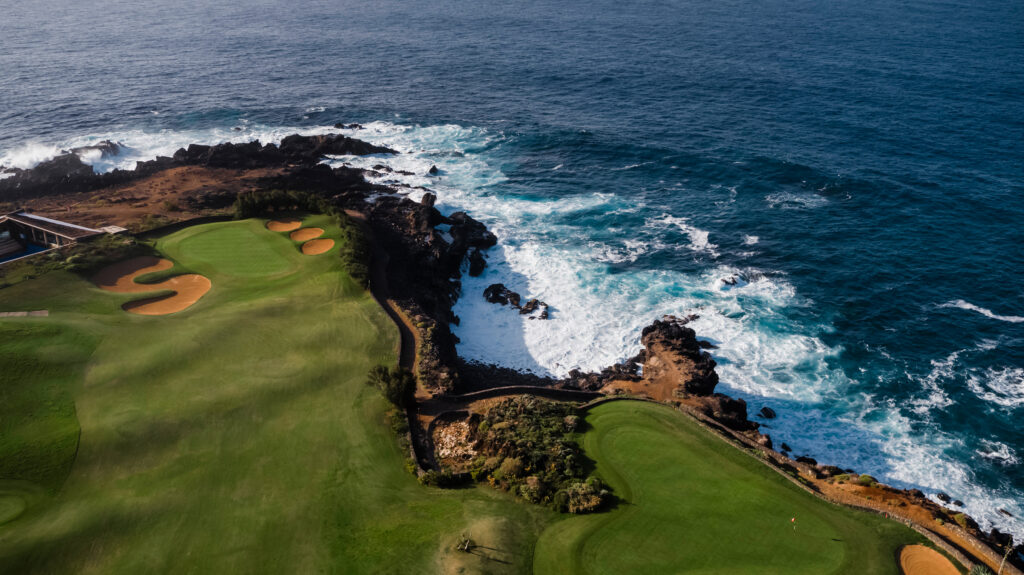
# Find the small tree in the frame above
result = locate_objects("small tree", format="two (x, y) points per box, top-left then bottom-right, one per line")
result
(366, 366), (415, 408)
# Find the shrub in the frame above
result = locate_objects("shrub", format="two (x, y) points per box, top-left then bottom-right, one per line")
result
(857, 474), (877, 487)
(953, 513), (968, 529)
(418, 469), (464, 487)
(564, 480), (607, 514)
(969, 565), (994, 575)
(366, 366), (416, 408)
(469, 396), (608, 512)
(496, 457), (524, 480)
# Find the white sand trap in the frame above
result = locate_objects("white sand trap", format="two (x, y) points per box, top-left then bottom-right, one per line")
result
(301, 238), (334, 255)
(290, 227), (324, 242)
(93, 256), (211, 315)
(266, 219), (302, 232)
(898, 545), (959, 575)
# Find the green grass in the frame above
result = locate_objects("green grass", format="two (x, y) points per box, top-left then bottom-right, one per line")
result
(0, 216), (948, 574)
(0, 216), (551, 574)
(534, 401), (930, 575)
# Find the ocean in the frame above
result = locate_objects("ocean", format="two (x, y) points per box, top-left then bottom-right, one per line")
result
(2, 0), (1022, 537)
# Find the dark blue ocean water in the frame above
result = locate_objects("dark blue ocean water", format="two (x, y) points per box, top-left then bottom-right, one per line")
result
(2, 0), (1022, 535)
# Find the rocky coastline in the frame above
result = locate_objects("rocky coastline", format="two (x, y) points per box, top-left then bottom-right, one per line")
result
(2, 130), (1019, 573)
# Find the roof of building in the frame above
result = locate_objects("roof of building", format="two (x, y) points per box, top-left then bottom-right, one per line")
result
(0, 211), (104, 240)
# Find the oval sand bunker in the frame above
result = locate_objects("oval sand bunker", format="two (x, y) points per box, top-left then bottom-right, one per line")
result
(290, 227), (324, 242)
(898, 545), (959, 575)
(93, 256), (211, 315)
(301, 238), (335, 255)
(266, 219), (302, 232)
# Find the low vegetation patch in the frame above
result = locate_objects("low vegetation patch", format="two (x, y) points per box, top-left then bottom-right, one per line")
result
(466, 396), (609, 513)
(366, 365), (415, 408)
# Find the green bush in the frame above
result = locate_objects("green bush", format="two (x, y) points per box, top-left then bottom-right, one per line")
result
(564, 480), (607, 514)
(418, 469), (463, 487)
(365, 366), (416, 408)
(953, 513), (968, 529)
(969, 565), (994, 575)
(471, 396), (608, 513)
(857, 474), (877, 487)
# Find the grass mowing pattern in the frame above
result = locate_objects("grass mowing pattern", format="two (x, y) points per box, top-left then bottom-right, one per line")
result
(534, 401), (929, 575)
(0, 216), (551, 574)
(174, 223), (296, 277)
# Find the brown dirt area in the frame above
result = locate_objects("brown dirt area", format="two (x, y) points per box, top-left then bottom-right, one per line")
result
(899, 544), (959, 575)
(301, 238), (334, 255)
(289, 227), (324, 242)
(432, 419), (478, 471)
(92, 256), (211, 315)
(17, 165), (282, 229)
(267, 219), (302, 232)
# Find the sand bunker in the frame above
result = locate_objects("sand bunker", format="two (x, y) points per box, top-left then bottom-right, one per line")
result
(898, 545), (959, 575)
(290, 227), (324, 242)
(301, 238), (335, 255)
(266, 219), (302, 232)
(93, 256), (211, 316)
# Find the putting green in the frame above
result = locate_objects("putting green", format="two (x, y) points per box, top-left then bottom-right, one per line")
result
(534, 401), (931, 575)
(172, 221), (296, 277)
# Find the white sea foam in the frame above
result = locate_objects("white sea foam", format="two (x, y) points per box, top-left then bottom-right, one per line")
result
(0, 124), (342, 174)
(612, 161), (653, 171)
(0, 142), (65, 170)
(765, 191), (828, 209)
(647, 213), (719, 257)
(941, 299), (1024, 323)
(589, 238), (659, 264)
(968, 367), (1024, 408)
(907, 351), (958, 414)
(977, 439), (1020, 466)
(743, 235), (759, 245)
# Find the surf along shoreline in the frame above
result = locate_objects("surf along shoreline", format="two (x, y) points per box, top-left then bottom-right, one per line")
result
(2, 130), (1019, 573)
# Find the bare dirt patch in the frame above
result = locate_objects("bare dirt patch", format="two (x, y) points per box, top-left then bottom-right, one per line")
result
(899, 544), (959, 575)
(266, 219), (302, 232)
(289, 227), (324, 242)
(22, 166), (282, 229)
(92, 256), (211, 315)
(432, 419), (477, 471)
(301, 238), (334, 255)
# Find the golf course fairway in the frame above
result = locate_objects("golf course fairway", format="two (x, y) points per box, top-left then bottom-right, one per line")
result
(534, 401), (935, 575)
(0, 217), (953, 574)
(0, 217), (550, 574)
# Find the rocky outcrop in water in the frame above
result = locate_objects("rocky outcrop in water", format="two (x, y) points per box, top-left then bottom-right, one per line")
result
(70, 140), (122, 158)
(638, 317), (719, 396)
(482, 283), (550, 319)
(467, 248), (486, 276)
